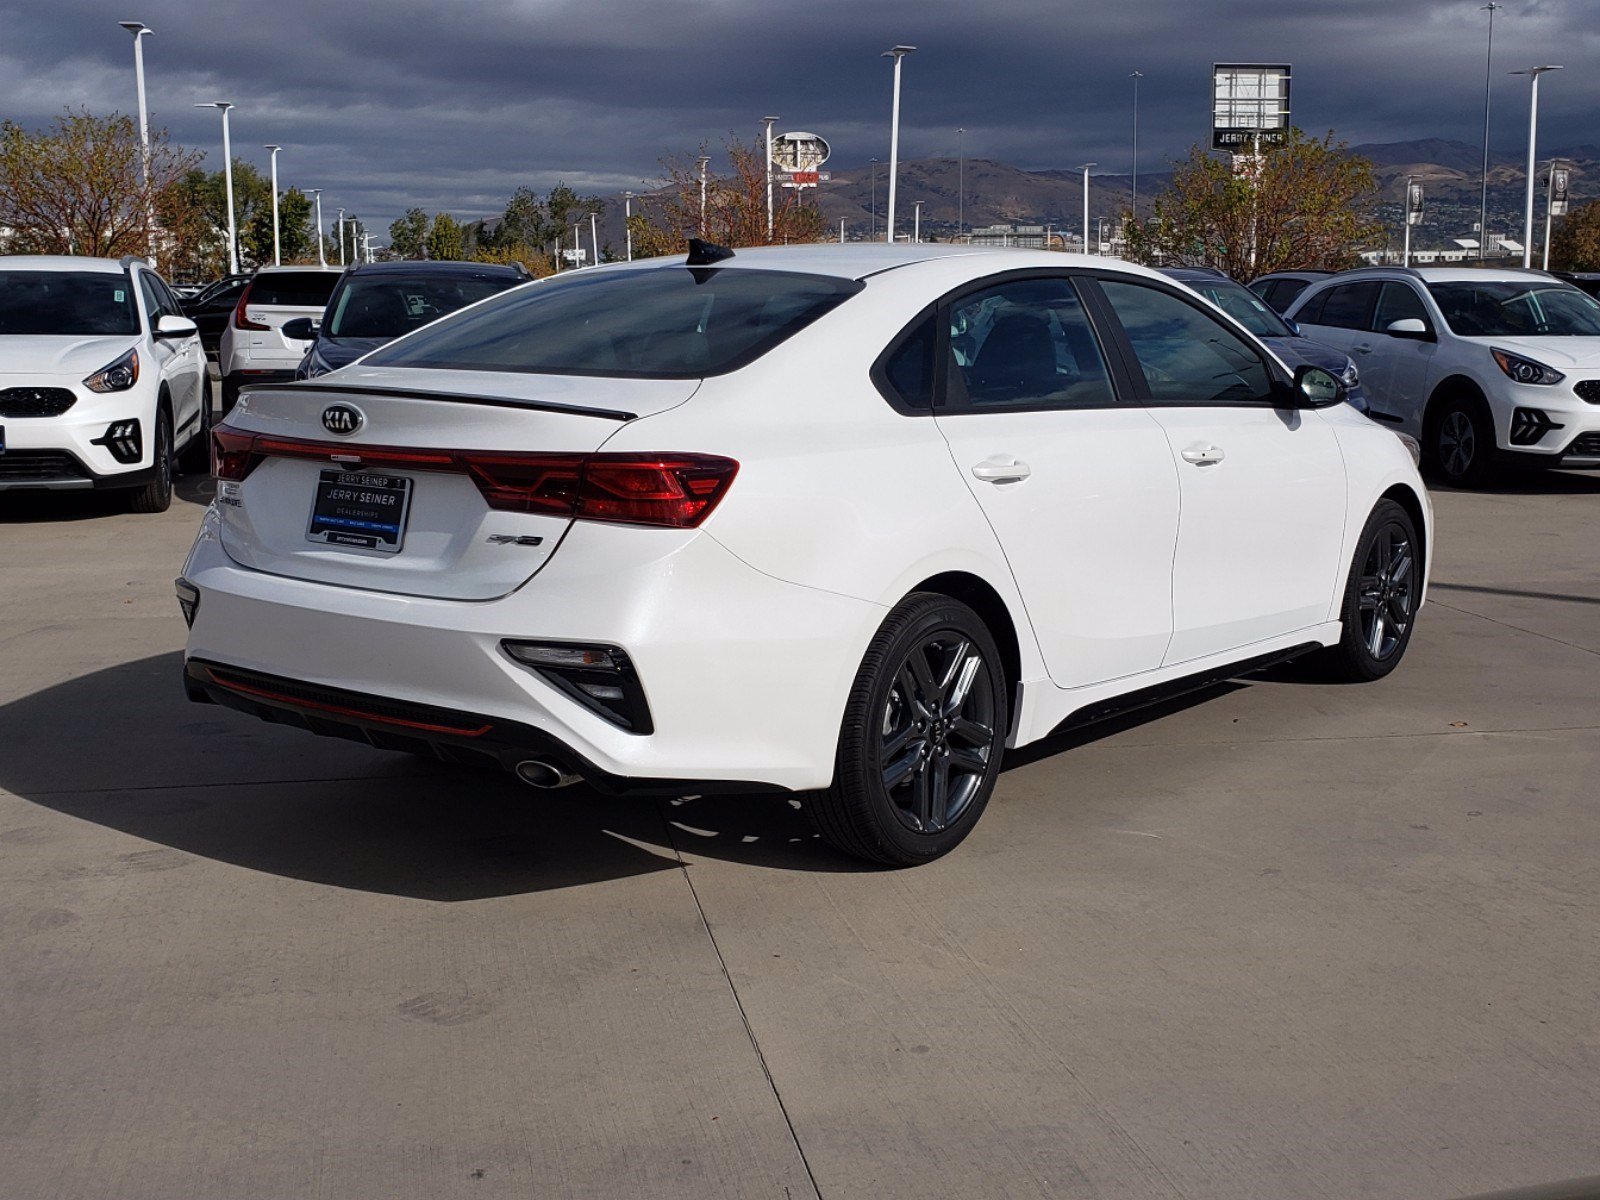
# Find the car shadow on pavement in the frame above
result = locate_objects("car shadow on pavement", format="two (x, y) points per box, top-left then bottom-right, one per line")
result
(1431, 468), (1600, 496)
(0, 653), (868, 900)
(0, 471), (214, 523)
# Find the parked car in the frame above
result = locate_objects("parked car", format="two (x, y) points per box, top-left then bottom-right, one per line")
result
(288, 260), (530, 379)
(217, 265), (342, 413)
(179, 273), (251, 358)
(1249, 270), (1335, 314)
(1284, 266), (1600, 485)
(1553, 271), (1600, 300)
(179, 243), (1430, 865)
(0, 254), (208, 511)
(1159, 267), (1372, 417)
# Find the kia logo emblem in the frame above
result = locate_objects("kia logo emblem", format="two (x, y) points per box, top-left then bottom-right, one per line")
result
(321, 404), (364, 436)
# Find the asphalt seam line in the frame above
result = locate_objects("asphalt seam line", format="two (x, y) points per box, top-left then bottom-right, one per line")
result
(657, 802), (825, 1200)
(1429, 599), (1600, 658)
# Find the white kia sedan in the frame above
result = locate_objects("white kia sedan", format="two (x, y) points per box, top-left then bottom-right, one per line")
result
(178, 244), (1431, 865)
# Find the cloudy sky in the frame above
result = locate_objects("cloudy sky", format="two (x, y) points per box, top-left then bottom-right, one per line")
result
(5, 0), (1597, 234)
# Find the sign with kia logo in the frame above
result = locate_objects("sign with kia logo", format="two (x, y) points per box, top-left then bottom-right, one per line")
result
(321, 404), (364, 435)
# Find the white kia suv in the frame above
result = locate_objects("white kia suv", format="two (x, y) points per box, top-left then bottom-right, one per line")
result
(0, 255), (209, 511)
(1284, 266), (1600, 485)
(218, 265), (343, 415)
(179, 244), (1431, 865)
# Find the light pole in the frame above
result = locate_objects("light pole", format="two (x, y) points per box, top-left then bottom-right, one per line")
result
(589, 209), (600, 266)
(839, 217), (846, 244)
(1512, 65), (1562, 269)
(119, 22), (153, 251)
(194, 102), (237, 274)
(1477, 3), (1502, 260)
(882, 45), (915, 244)
(1542, 158), (1561, 270)
(1402, 175), (1413, 267)
(1130, 70), (1144, 216)
(623, 191), (633, 262)
(336, 208), (345, 266)
(696, 155), (710, 236)
(309, 189), (325, 267)
(869, 158), (879, 239)
(263, 144), (281, 265)
(956, 126), (965, 240)
(913, 200), (923, 243)
(1076, 162), (1096, 255)
(762, 115), (779, 240)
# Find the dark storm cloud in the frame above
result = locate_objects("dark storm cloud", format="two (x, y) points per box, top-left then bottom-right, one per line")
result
(5, 0), (1596, 233)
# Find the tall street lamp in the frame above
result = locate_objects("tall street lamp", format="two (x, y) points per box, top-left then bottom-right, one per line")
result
(589, 209), (600, 266)
(869, 158), (879, 240)
(336, 207), (346, 266)
(623, 191), (634, 262)
(119, 22), (153, 250)
(762, 115), (779, 240)
(882, 45), (915, 244)
(263, 144), (281, 265)
(195, 102), (238, 274)
(1477, 3), (1502, 260)
(1076, 162), (1096, 255)
(309, 188), (326, 267)
(956, 126), (965, 240)
(913, 200), (923, 244)
(1130, 70), (1144, 216)
(1512, 65), (1562, 269)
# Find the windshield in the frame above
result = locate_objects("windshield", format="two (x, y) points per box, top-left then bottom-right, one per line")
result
(367, 266), (863, 378)
(1189, 279), (1293, 338)
(249, 271), (341, 308)
(0, 271), (139, 336)
(325, 274), (518, 340)
(1427, 282), (1600, 337)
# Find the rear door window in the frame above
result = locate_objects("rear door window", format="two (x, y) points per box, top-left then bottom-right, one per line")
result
(251, 271), (341, 307)
(944, 277), (1116, 410)
(1310, 282), (1380, 330)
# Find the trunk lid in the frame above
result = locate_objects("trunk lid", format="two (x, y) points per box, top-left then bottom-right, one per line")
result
(216, 367), (698, 600)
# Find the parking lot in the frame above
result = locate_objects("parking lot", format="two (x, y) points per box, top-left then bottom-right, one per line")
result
(2, 464), (1597, 1198)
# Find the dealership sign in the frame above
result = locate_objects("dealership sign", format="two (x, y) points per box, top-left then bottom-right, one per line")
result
(1212, 63), (1291, 153)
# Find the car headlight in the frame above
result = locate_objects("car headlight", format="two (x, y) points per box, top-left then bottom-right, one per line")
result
(1491, 348), (1564, 385)
(1396, 432), (1422, 467)
(83, 348), (140, 393)
(1340, 359), (1360, 387)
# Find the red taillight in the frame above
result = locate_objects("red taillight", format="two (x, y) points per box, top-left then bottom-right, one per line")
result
(232, 284), (269, 331)
(207, 425), (738, 528)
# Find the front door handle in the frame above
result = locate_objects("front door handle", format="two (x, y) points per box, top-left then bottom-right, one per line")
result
(971, 457), (1032, 483)
(1180, 444), (1226, 466)
(1352, 342), (1374, 354)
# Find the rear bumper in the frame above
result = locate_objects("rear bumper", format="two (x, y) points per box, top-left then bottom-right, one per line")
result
(180, 513), (888, 791)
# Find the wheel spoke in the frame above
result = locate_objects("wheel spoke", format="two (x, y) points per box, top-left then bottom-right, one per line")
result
(881, 722), (918, 762)
(925, 758), (951, 830)
(1386, 594), (1411, 629)
(906, 646), (939, 705)
(948, 744), (989, 775)
(911, 762), (933, 827)
(944, 653), (982, 716)
(1390, 552), (1413, 586)
(882, 746), (921, 791)
(1367, 611), (1386, 658)
(950, 716), (994, 746)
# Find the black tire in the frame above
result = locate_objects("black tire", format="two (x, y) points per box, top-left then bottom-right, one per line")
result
(1427, 392), (1497, 487)
(809, 593), (1007, 867)
(126, 408), (173, 514)
(220, 374), (241, 417)
(176, 385), (212, 476)
(1312, 499), (1421, 683)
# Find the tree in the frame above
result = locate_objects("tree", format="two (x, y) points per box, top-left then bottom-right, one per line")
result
(0, 108), (202, 261)
(389, 207), (428, 258)
(629, 138), (826, 256)
(1124, 127), (1380, 277)
(426, 212), (464, 261)
(240, 182), (314, 267)
(1550, 199), (1600, 272)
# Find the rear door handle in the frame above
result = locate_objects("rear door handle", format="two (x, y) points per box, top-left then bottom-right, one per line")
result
(1353, 342), (1374, 354)
(1180, 444), (1226, 465)
(971, 457), (1032, 483)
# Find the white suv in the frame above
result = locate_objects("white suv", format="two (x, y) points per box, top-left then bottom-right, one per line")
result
(180, 244), (1430, 865)
(218, 265), (342, 414)
(1285, 267), (1600, 485)
(0, 255), (209, 511)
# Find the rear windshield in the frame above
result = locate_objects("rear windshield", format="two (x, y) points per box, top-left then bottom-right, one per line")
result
(1426, 282), (1600, 337)
(249, 271), (341, 308)
(0, 271), (139, 335)
(366, 266), (863, 378)
(325, 274), (519, 339)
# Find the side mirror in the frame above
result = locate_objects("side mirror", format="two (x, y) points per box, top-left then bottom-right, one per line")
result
(1294, 364), (1345, 408)
(1282, 317), (1302, 337)
(1385, 317), (1433, 340)
(154, 314), (198, 339)
(281, 317), (319, 342)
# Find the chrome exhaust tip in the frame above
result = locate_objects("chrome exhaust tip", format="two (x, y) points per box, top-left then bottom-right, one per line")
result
(515, 759), (581, 789)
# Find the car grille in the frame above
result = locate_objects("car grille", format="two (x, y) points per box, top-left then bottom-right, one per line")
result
(1567, 432), (1600, 457)
(0, 387), (76, 417)
(1575, 380), (1600, 404)
(0, 450), (90, 482)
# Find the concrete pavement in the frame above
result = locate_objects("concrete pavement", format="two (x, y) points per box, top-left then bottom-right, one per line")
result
(1, 469), (1597, 1198)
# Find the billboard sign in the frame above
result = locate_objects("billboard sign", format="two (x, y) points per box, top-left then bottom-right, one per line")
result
(1552, 167), (1570, 216)
(1407, 181), (1424, 226)
(771, 132), (831, 174)
(1212, 64), (1291, 153)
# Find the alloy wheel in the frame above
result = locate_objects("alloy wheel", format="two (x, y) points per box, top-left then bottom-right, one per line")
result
(879, 632), (997, 834)
(1357, 525), (1416, 661)
(1438, 410), (1475, 479)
